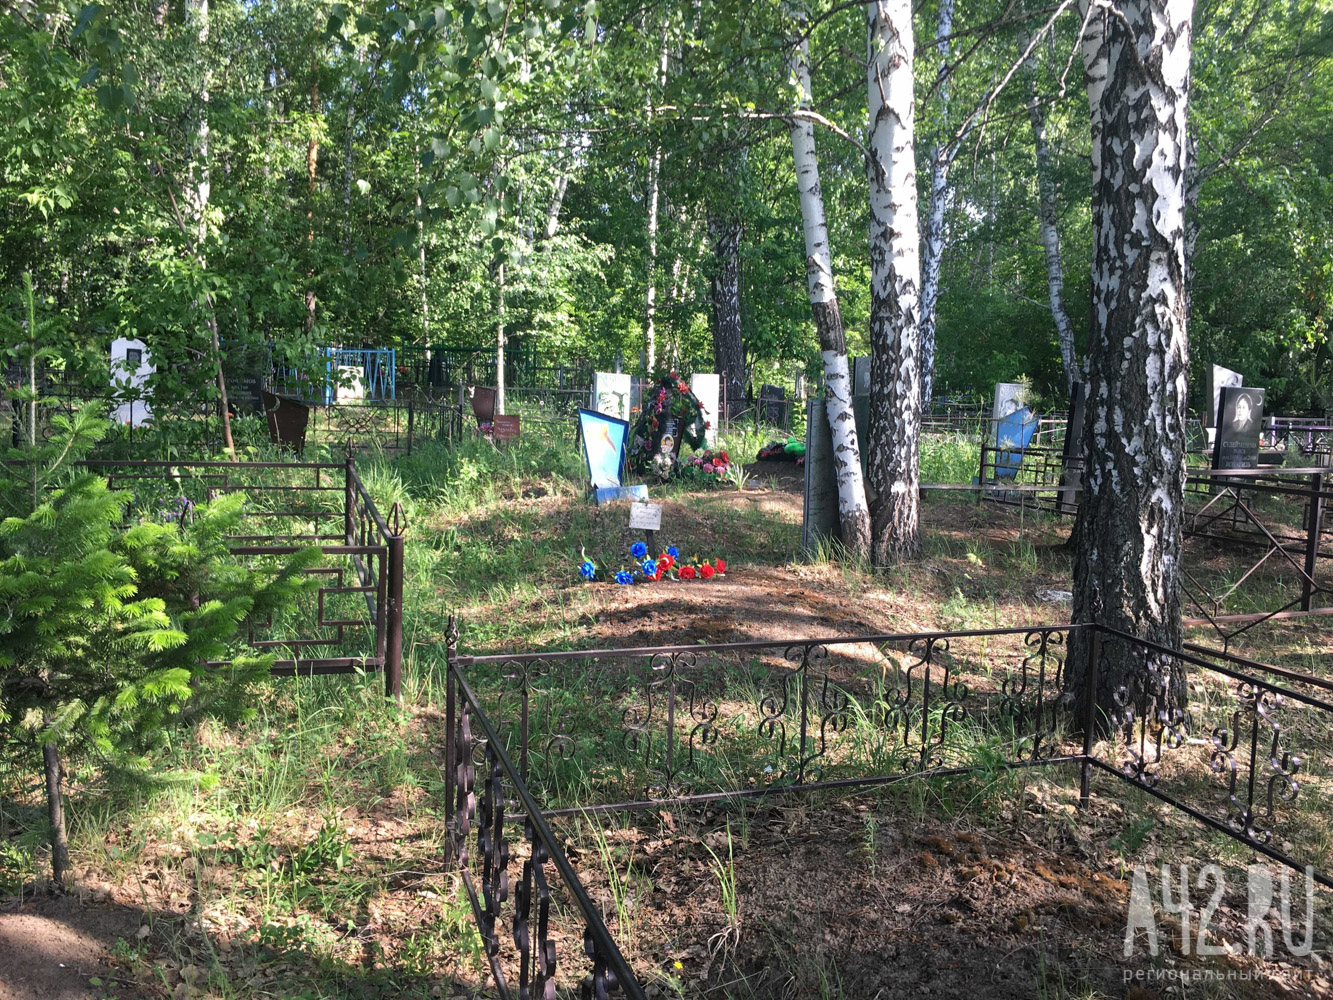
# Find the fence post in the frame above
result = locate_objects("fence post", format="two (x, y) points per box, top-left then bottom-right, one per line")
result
(1079, 627), (1102, 809)
(406, 398), (415, 455)
(1302, 472), (1324, 612)
(384, 523), (405, 700)
(343, 453), (355, 545)
(444, 616), (458, 858)
(976, 444), (988, 505)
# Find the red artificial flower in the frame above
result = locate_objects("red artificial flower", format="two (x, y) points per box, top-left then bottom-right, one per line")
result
(680, 565), (696, 580)
(658, 556), (672, 575)
(701, 563), (715, 579)
(715, 558), (727, 574)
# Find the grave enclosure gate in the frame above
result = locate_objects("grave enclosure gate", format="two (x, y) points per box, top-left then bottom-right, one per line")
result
(439, 619), (1333, 998)
(82, 457), (406, 696)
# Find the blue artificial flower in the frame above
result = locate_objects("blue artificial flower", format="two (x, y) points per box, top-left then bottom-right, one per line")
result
(631, 541), (648, 560)
(615, 570), (634, 585)
(579, 560), (597, 581)
(666, 546), (680, 559)
(641, 559), (658, 577)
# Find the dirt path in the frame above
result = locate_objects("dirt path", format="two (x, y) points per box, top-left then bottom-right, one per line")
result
(0, 895), (142, 1000)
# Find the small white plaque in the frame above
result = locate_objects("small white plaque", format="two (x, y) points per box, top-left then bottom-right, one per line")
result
(628, 502), (662, 531)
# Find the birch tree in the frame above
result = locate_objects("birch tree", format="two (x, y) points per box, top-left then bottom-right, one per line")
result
(1023, 36), (1079, 396)
(865, 0), (922, 566)
(788, 5), (871, 557)
(1067, 0), (1194, 722)
(918, 0), (955, 409)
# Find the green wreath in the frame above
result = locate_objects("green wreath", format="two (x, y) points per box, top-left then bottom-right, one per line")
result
(627, 373), (709, 478)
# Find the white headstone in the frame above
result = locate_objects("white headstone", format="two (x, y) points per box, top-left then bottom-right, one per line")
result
(1205, 364), (1243, 429)
(591, 372), (631, 422)
(992, 382), (1027, 427)
(690, 373), (720, 447)
(110, 337), (154, 427)
(335, 365), (365, 403)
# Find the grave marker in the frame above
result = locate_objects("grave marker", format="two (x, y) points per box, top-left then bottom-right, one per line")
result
(1212, 386), (1265, 471)
(759, 384), (786, 426)
(991, 382), (1026, 425)
(578, 407), (648, 504)
(493, 414), (520, 442)
(802, 399), (839, 557)
(110, 337), (154, 427)
(628, 502), (662, 531)
(591, 372), (632, 422)
(690, 373), (720, 447)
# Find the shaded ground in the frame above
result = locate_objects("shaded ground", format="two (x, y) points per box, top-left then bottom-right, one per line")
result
(0, 893), (140, 1000)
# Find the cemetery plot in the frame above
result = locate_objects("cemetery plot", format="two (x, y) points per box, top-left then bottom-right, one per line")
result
(81, 457), (405, 693)
(442, 621), (1333, 997)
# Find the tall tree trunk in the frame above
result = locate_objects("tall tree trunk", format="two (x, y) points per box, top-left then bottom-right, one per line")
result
(415, 140), (430, 345)
(1068, 0), (1194, 726)
(866, 0), (922, 567)
(788, 6), (871, 558)
(305, 60), (320, 335)
(495, 260), (506, 414)
(42, 716), (69, 889)
(544, 174), (568, 241)
(643, 25), (671, 374)
(918, 0), (954, 409)
(709, 213), (745, 415)
(1024, 46), (1078, 397)
(187, 0), (233, 456)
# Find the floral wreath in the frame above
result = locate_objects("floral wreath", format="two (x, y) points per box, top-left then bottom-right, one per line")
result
(627, 373), (709, 478)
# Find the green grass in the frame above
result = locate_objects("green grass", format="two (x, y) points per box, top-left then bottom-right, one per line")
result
(5, 413), (1332, 999)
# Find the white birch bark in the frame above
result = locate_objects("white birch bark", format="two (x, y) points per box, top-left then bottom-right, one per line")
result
(787, 6), (871, 558)
(918, 0), (954, 409)
(1023, 43), (1078, 396)
(187, 0), (233, 455)
(643, 25), (670, 374)
(865, 0), (921, 566)
(1069, 0), (1194, 721)
(495, 259), (506, 415)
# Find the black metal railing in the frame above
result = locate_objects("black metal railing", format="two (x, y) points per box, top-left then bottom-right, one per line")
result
(440, 617), (1333, 996)
(80, 456), (405, 696)
(445, 622), (645, 1000)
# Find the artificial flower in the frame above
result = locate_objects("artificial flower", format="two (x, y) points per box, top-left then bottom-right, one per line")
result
(615, 570), (634, 585)
(666, 546), (679, 559)
(679, 565), (696, 580)
(715, 558), (727, 574)
(701, 563), (715, 579)
(579, 560), (597, 581)
(641, 559), (658, 577)
(631, 541), (648, 559)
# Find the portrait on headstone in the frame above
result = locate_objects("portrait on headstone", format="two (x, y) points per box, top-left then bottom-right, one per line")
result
(1212, 386), (1265, 471)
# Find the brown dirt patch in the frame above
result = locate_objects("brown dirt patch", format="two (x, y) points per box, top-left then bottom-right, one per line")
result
(0, 894), (142, 1000)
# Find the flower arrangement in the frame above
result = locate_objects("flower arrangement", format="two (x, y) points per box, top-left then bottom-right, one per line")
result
(681, 448), (732, 485)
(627, 373), (709, 478)
(576, 543), (727, 584)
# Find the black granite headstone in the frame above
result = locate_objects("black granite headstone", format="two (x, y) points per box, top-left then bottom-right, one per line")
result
(759, 384), (786, 426)
(1212, 386), (1265, 470)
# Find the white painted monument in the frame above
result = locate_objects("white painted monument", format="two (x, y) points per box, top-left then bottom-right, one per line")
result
(591, 371), (632, 422)
(110, 337), (154, 427)
(690, 373), (720, 447)
(991, 382), (1027, 425)
(335, 365), (365, 403)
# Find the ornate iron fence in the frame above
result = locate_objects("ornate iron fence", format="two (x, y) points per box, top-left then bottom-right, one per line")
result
(440, 618), (1333, 996)
(79, 457), (405, 696)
